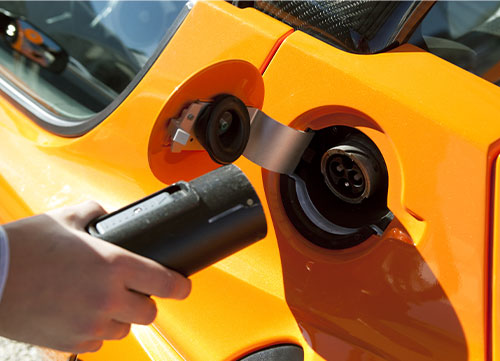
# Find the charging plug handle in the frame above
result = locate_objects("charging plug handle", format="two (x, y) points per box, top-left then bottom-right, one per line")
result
(87, 165), (267, 276)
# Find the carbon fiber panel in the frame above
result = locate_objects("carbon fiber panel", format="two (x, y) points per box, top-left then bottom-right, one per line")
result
(254, 0), (417, 53)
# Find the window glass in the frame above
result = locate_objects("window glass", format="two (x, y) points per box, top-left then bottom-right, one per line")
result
(0, 1), (187, 118)
(410, 1), (500, 86)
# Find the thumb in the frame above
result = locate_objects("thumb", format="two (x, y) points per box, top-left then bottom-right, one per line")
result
(49, 200), (107, 230)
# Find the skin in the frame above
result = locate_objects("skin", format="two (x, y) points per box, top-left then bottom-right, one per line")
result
(0, 201), (191, 353)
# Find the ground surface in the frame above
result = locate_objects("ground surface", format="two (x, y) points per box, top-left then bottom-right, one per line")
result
(0, 337), (68, 361)
(0, 338), (46, 361)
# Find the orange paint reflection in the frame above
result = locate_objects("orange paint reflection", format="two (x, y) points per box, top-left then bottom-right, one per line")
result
(265, 172), (467, 361)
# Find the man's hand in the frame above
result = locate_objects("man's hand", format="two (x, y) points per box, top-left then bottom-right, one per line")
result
(0, 201), (191, 353)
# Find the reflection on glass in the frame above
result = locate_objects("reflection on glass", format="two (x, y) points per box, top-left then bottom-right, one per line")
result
(410, 1), (500, 86)
(0, 1), (187, 118)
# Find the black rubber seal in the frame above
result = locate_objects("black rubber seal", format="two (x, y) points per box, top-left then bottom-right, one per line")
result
(239, 344), (304, 361)
(194, 94), (250, 165)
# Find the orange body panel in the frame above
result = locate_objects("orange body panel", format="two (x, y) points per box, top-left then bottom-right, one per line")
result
(81, 325), (184, 361)
(260, 32), (500, 361)
(0, 1), (499, 361)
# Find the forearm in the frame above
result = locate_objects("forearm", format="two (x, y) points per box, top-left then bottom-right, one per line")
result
(0, 226), (9, 302)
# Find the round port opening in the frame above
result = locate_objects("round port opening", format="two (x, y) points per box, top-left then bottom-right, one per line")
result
(280, 126), (392, 249)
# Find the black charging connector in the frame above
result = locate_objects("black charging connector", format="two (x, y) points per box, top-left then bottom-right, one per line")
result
(87, 165), (267, 276)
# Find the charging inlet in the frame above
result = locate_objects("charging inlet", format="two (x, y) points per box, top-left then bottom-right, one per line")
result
(280, 126), (393, 249)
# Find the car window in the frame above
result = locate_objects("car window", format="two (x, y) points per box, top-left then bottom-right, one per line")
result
(0, 1), (188, 120)
(410, 1), (500, 86)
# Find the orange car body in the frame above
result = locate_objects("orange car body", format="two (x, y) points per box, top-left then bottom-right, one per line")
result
(0, 1), (500, 360)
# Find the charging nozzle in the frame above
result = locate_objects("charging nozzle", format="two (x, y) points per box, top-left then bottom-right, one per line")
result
(87, 165), (267, 276)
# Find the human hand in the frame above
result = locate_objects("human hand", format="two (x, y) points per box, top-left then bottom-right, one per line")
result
(0, 201), (191, 353)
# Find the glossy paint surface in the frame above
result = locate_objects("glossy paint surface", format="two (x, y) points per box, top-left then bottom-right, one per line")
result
(0, 1), (499, 361)
(261, 31), (500, 360)
(81, 325), (184, 361)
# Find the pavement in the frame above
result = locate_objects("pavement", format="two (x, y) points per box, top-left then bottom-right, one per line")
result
(0, 338), (47, 361)
(0, 338), (75, 361)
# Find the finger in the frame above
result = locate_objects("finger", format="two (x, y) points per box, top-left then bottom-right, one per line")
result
(124, 255), (191, 300)
(72, 200), (107, 229)
(112, 291), (158, 325)
(99, 320), (131, 340)
(73, 340), (103, 354)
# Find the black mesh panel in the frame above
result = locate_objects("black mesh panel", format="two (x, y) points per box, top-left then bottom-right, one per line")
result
(255, 1), (417, 53)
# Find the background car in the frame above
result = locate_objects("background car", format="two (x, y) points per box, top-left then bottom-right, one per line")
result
(0, 1), (499, 360)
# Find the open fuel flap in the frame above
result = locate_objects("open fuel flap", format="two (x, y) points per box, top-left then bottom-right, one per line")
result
(158, 62), (393, 251)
